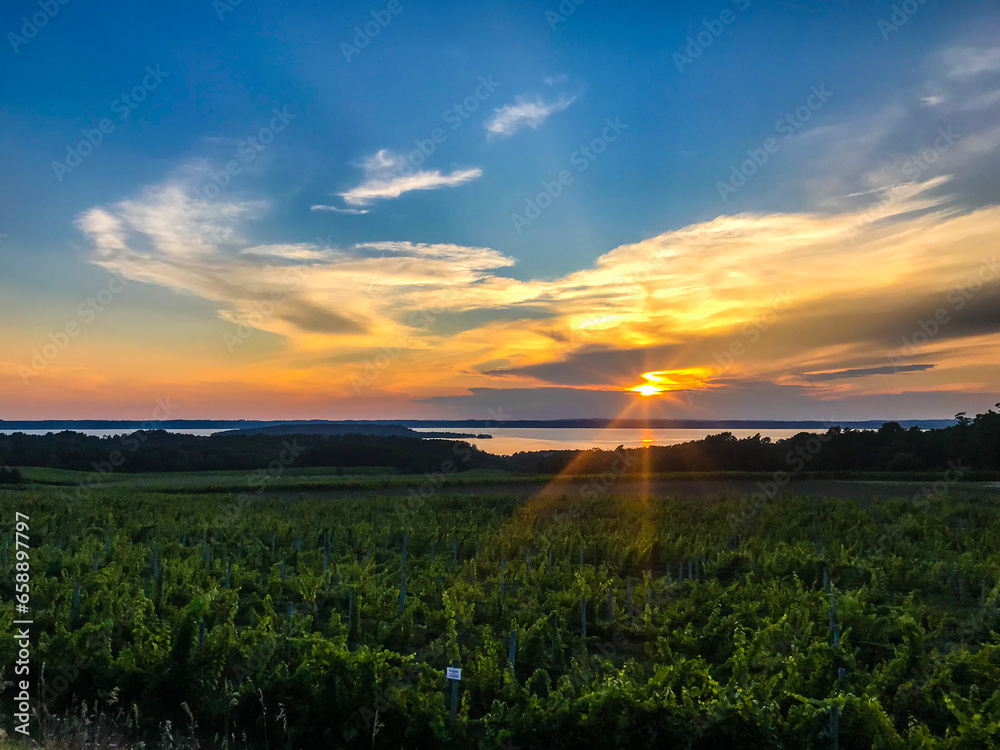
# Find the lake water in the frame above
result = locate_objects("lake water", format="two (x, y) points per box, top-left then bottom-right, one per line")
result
(411, 427), (810, 455)
(2, 427), (813, 455)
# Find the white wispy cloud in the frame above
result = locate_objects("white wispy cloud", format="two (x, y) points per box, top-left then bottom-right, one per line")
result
(75, 174), (514, 345)
(310, 205), (370, 214)
(336, 148), (482, 207)
(340, 168), (482, 206)
(485, 94), (576, 137)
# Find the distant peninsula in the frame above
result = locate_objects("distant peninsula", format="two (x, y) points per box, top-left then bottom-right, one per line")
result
(212, 423), (491, 439)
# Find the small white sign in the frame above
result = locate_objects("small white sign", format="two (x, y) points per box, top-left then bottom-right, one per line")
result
(446, 667), (462, 681)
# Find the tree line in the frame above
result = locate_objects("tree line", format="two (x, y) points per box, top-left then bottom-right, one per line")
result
(1, 406), (998, 476)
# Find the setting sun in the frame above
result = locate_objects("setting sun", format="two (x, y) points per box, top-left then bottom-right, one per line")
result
(628, 367), (714, 396)
(631, 384), (664, 396)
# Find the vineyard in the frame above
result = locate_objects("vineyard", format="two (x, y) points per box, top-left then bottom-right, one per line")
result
(2, 478), (1000, 749)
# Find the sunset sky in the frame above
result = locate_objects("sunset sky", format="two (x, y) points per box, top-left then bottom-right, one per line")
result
(2, 0), (999, 421)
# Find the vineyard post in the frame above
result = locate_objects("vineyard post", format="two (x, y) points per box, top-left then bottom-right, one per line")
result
(607, 587), (614, 623)
(550, 613), (559, 663)
(547, 548), (553, 572)
(71, 580), (81, 620)
(508, 630), (517, 677)
(399, 532), (408, 613)
(581, 595), (587, 637)
(452, 538), (457, 568)
(198, 622), (206, 685)
(449, 659), (460, 726)
(627, 578), (633, 619)
(829, 588), (839, 647)
(526, 549), (531, 579)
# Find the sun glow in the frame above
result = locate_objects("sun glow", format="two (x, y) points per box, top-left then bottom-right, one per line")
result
(631, 384), (664, 396)
(629, 367), (713, 396)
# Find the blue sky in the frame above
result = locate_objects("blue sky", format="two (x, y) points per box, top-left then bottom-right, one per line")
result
(2, 0), (1000, 420)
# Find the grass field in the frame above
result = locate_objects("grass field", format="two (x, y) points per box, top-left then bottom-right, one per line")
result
(10, 464), (1000, 494)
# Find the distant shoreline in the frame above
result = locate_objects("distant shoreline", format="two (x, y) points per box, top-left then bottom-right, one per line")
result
(0, 417), (955, 431)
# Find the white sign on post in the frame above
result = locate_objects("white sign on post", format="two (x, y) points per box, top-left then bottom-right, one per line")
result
(446, 667), (462, 681)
